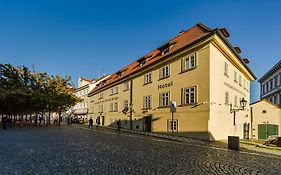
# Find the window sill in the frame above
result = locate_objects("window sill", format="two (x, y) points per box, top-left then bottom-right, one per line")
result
(158, 76), (170, 81)
(123, 89), (129, 92)
(157, 106), (169, 109)
(179, 67), (197, 74)
(178, 103), (197, 107)
(142, 108), (151, 110)
(143, 81), (152, 86)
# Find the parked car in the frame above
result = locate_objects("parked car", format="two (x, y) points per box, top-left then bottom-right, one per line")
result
(264, 135), (281, 147)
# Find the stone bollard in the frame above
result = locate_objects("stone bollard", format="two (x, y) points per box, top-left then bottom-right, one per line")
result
(228, 136), (240, 150)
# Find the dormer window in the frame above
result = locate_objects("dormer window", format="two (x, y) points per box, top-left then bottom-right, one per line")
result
(140, 60), (145, 66)
(162, 47), (169, 55)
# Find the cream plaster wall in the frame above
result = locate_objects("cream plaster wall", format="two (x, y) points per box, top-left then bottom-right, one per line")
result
(251, 100), (281, 138)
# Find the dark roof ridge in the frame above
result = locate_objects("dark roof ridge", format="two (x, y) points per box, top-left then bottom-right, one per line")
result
(258, 60), (281, 82)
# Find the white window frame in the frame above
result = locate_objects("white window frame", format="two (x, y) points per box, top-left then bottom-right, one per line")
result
(183, 86), (197, 105)
(234, 71), (237, 82)
(99, 92), (103, 99)
(98, 104), (103, 113)
(143, 95), (152, 109)
(160, 92), (170, 107)
(144, 72), (152, 84)
(160, 65), (170, 79)
(224, 62), (229, 76)
(124, 100), (129, 109)
(225, 92), (229, 105)
(182, 53), (196, 71)
(167, 119), (178, 132)
(124, 81), (129, 91)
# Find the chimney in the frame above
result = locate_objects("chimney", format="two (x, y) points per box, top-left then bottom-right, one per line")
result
(178, 30), (185, 36)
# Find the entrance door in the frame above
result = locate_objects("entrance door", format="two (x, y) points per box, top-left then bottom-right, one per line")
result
(243, 123), (250, 139)
(258, 124), (279, 139)
(144, 115), (152, 132)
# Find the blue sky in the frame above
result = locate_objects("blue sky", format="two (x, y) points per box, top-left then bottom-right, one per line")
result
(0, 0), (280, 103)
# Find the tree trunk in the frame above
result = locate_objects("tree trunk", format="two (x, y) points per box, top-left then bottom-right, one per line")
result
(58, 110), (62, 125)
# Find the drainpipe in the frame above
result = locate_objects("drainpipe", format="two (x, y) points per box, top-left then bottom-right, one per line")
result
(250, 107), (253, 142)
(129, 79), (133, 130)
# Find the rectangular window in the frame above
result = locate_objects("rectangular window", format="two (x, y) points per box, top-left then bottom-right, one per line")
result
(183, 86), (197, 104)
(144, 72), (152, 84)
(160, 65), (170, 79)
(124, 100), (129, 109)
(99, 92), (103, 99)
(225, 92), (229, 105)
(182, 53), (196, 71)
(243, 79), (246, 89)
(224, 62), (229, 76)
(143, 95), (152, 109)
(270, 79), (273, 90)
(160, 92), (170, 107)
(124, 81), (129, 91)
(167, 119), (178, 132)
(110, 102), (118, 112)
(110, 86), (118, 95)
(98, 104), (103, 113)
(234, 71), (237, 82)
(274, 75), (278, 88)
(239, 75), (242, 86)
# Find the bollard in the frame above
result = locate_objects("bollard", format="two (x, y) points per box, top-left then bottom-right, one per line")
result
(228, 136), (240, 150)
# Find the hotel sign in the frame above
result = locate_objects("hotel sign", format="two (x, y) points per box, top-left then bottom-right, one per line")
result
(94, 97), (119, 104)
(158, 81), (173, 90)
(224, 82), (246, 97)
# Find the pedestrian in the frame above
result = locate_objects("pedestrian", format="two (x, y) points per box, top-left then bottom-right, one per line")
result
(116, 119), (121, 133)
(96, 116), (100, 128)
(2, 116), (7, 130)
(88, 117), (93, 129)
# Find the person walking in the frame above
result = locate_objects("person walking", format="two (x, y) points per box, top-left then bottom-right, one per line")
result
(116, 119), (121, 133)
(96, 116), (100, 128)
(88, 117), (93, 129)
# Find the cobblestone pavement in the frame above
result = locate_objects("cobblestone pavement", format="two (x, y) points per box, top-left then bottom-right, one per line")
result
(0, 126), (280, 175)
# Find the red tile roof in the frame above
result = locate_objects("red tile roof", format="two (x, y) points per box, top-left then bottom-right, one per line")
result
(88, 23), (253, 96)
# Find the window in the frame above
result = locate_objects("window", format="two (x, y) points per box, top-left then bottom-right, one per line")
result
(182, 53), (196, 71)
(274, 75), (278, 88)
(124, 81), (129, 91)
(110, 102), (118, 112)
(144, 72), (152, 84)
(160, 65), (169, 79)
(160, 92), (170, 107)
(162, 47), (169, 55)
(224, 62), (229, 76)
(143, 96), (152, 109)
(239, 75), (242, 86)
(110, 86), (118, 95)
(167, 119), (178, 132)
(183, 86), (197, 104)
(270, 79), (273, 90)
(124, 100), (129, 109)
(234, 71), (237, 82)
(225, 92), (229, 105)
(98, 104), (103, 113)
(243, 79), (246, 89)
(98, 92), (103, 99)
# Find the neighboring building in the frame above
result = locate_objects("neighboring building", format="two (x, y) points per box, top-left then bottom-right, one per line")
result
(88, 23), (256, 141)
(250, 99), (281, 139)
(259, 60), (281, 106)
(73, 76), (109, 123)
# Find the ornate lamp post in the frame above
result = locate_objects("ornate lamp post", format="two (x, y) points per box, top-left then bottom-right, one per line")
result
(228, 98), (247, 150)
(230, 98), (247, 126)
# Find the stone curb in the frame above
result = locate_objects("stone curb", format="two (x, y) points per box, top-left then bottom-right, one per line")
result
(240, 141), (281, 151)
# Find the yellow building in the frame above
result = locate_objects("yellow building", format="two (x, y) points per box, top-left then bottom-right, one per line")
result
(250, 99), (281, 140)
(88, 23), (256, 141)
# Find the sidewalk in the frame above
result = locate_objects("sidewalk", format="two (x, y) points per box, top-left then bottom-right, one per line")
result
(72, 124), (281, 156)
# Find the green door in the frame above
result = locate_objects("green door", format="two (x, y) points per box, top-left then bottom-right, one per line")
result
(258, 124), (279, 139)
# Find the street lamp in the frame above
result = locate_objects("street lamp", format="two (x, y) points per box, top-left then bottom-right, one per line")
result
(230, 98), (247, 126)
(228, 97), (247, 150)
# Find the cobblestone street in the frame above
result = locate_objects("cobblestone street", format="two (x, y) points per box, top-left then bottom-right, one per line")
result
(0, 126), (280, 175)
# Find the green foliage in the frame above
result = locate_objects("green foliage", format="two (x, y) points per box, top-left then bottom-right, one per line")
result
(0, 64), (80, 115)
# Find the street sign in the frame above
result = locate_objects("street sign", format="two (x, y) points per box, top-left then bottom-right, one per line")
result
(169, 101), (176, 113)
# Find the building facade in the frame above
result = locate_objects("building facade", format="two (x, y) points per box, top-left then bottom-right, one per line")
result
(73, 76), (109, 123)
(88, 23), (256, 140)
(259, 60), (281, 106)
(250, 99), (281, 139)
